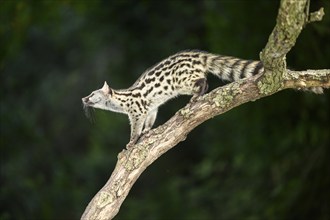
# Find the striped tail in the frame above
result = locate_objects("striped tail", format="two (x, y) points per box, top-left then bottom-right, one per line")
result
(206, 55), (264, 82)
(206, 54), (324, 94)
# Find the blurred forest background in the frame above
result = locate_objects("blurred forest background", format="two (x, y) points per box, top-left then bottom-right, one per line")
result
(1, 0), (330, 219)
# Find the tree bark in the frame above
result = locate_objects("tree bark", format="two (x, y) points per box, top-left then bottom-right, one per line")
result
(81, 1), (328, 219)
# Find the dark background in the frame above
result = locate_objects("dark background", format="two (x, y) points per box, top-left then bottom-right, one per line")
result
(1, 0), (329, 219)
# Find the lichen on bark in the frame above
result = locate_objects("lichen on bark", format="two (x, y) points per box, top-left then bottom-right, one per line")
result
(212, 82), (242, 107)
(258, 0), (309, 95)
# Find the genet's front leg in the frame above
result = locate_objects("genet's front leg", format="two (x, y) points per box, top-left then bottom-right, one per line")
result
(142, 108), (158, 135)
(126, 113), (147, 148)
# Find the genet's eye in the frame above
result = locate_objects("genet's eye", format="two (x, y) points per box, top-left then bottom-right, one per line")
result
(90, 96), (101, 103)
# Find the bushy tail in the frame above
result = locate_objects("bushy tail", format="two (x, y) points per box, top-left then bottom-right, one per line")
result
(206, 54), (264, 82)
(205, 54), (323, 94)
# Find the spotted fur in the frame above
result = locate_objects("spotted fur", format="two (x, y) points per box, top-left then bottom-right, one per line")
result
(82, 50), (264, 147)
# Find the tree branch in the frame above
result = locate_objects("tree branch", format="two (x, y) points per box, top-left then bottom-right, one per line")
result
(284, 69), (330, 90)
(81, 0), (328, 219)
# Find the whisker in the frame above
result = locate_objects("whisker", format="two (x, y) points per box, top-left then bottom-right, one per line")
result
(83, 104), (96, 123)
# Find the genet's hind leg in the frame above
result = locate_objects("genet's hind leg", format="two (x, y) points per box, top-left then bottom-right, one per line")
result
(190, 78), (209, 102)
(196, 78), (209, 95)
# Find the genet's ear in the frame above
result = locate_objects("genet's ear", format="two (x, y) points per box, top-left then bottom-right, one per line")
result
(101, 81), (111, 95)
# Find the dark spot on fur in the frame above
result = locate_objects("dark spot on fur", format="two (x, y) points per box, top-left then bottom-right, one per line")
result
(145, 77), (155, 84)
(141, 99), (147, 107)
(132, 92), (141, 97)
(179, 63), (191, 68)
(135, 101), (143, 112)
(192, 60), (201, 65)
(177, 70), (186, 75)
(147, 70), (154, 76)
(135, 83), (145, 90)
(202, 55), (208, 66)
(191, 53), (200, 58)
(143, 87), (154, 96)
(154, 63), (164, 71)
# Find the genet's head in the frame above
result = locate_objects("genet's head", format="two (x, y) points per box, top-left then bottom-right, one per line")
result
(82, 81), (112, 111)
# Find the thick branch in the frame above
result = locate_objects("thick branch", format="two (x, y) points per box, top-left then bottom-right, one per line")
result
(81, 69), (329, 220)
(81, 0), (328, 219)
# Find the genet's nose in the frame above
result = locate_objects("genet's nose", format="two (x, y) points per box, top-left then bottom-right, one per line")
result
(82, 97), (89, 103)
